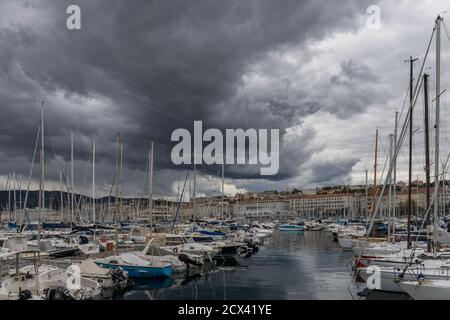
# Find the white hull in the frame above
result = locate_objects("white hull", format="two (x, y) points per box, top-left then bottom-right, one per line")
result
(338, 237), (354, 251)
(358, 265), (450, 293)
(399, 280), (450, 300)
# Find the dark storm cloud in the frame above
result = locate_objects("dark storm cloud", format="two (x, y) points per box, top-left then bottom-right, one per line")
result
(0, 0), (378, 194)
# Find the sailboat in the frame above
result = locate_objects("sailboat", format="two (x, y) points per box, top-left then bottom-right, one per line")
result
(0, 250), (101, 300)
(355, 16), (450, 299)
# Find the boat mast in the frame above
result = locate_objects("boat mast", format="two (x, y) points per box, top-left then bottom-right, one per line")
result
(365, 169), (368, 220)
(7, 172), (10, 222)
(434, 15), (442, 224)
(92, 139), (96, 226)
(369, 129), (378, 224)
(193, 161), (196, 229)
(13, 171), (16, 222)
(18, 175), (22, 217)
(38, 100), (45, 245)
(423, 73), (432, 252)
(115, 133), (120, 255)
(388, 134), (394, 240)
(393, 111), (398, 243)
(148, 141), (153, 232)
(407, 56), (417, 249)
(221, 161), (224, 222)
(120, 143), (123, 222)
(60, 169), (63, 222)
(71, 131), (74, 228)
(443, 162), (446, 217)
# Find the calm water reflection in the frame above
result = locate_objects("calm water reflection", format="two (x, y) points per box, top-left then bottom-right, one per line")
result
(117, 231), (375, 300)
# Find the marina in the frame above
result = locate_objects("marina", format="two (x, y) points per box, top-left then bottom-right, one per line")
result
(2, 0), (450, 304)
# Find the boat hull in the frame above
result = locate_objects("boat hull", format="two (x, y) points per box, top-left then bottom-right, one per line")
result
(95, 262), (172, 278)
(278, 225), (304, 231)
(399, 280), (450, 300)
(358, 267), (450, 293)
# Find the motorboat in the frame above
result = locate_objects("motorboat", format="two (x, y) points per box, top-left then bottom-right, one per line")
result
(95, 252), (173, 278)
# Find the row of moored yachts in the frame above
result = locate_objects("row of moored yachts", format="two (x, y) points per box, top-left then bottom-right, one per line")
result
(0, 220), (276, 300)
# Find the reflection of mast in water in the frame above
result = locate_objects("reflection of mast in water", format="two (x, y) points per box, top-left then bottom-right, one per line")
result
(223, 271), (227, 300)
(195, 279), (198, 300)
(207, 276), (217, 299)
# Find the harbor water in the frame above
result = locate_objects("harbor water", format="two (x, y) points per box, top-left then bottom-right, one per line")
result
(118, 231), (361, 300)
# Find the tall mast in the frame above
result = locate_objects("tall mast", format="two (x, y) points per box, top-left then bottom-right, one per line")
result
(7, 172), (10, 221)
(38, 100), (45, 245)
(92, 139), (96, 226)
(369, 129), (378, 223)
(221, 161), (224, 222)
(13, 171), (16, 222)
(407, 56), (417, 249)
(71, 131), (74, 227)
(374, 129), (378, 190)
(392, 111), (398, 243)
(114, 133), (120, 255)
(60, 169), (63, 222)
(148, 141), (154, 231)
(443, 162), (446, 217)
(388, 134), (394, 240)
(18, 175), (21, 215)
(423, 73), (432, 251)
(120, 143), (123, 222)
(365, 169), (368, 220)
(434, 15), (442, 223)
(193, 161), (196, 229)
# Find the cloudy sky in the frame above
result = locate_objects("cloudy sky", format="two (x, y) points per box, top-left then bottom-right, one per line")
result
(1, 0), (450, 199)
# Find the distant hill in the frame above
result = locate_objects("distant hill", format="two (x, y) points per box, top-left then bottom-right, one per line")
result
(0, 190), (179, 212)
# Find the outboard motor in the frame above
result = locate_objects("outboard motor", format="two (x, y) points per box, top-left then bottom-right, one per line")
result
(111, 269), (132, 289)
(45, 287), (72, 300)
(18, 290), (33, 300)
(179, 253), (201, 266)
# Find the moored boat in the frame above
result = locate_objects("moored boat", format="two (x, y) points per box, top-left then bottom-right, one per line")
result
(94, 252), (172, 278)
(278, 224), (304, 231)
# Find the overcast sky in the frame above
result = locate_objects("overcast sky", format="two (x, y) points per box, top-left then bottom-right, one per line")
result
(1, 0), (450, 199)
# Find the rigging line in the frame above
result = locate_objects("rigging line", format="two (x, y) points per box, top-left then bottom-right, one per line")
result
(18, 123), (40, 231)
(206, 168), (222, 214)
(378, 134), (390, 160)
(135, 147), (149, 211)
(397, 84), (411, 128)
(172, 169), (190, 230)
(443, 20), (450, 43)
(403, 148), (450, 272)
(365, 24), (435, 238)
(74, 147), (92, 223)
(366, 76), (425, 243)
(44, 111), (61, 173)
